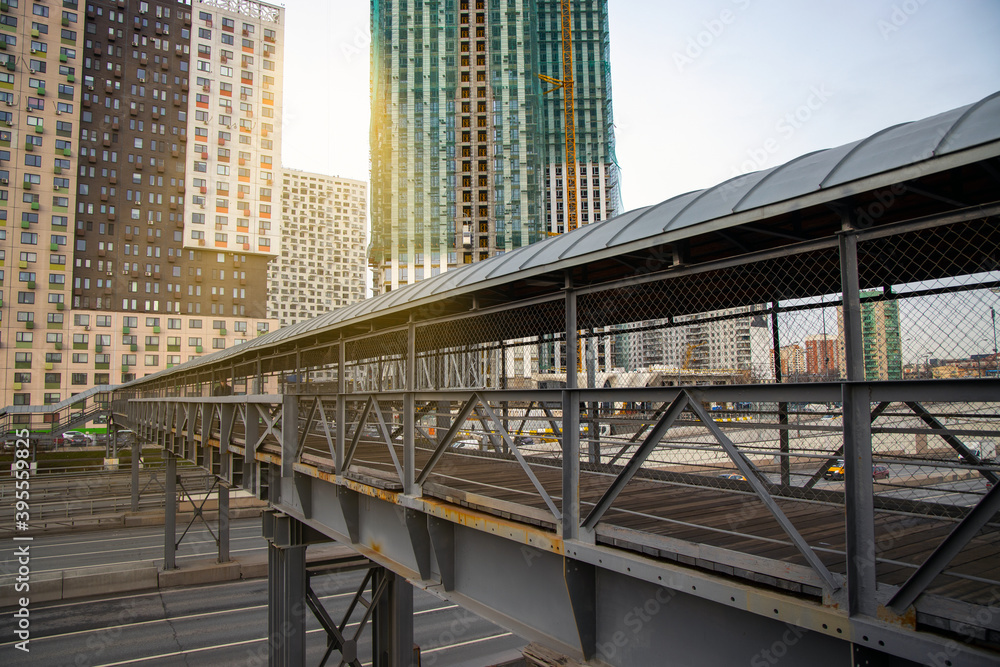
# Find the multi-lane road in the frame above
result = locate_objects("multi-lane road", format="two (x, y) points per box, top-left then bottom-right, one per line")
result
(0, 519), (526, 665)
(1, 575), (526, 666)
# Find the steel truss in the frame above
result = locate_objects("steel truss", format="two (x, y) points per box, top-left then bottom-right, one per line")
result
(113, 192), (1000, 664)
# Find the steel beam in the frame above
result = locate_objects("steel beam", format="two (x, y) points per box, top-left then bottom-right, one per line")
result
(843, 383), (877, 618)
(219, 483), (230, 563)
(372, 568), (415, 667)
(131, 437), (140, 512)
(268, 539), (306, 666)
(281, 394), (297, 478)
(164, 451), (177, 570)
(840, 230), (878, 619)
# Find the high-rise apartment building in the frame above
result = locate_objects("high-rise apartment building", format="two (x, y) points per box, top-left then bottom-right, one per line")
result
(369, 0), (620, 293)
(805, 334), (837, 377)
(268, 170), (366, 327)
(622, 308), (760, 374)
(837, 291), (903, 381)
(1, 0), (283, 411)
(780, 343), (805, 379)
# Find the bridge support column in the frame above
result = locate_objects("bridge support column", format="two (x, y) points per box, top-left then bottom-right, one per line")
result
(130, 437), (140, 512)
(372, 568), (415, 667)
(218, 484), (230, 563)
(164, 451), (177, 570)
(267, 539), (306, 666)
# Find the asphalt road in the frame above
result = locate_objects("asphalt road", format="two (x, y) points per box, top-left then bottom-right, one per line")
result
(0, 573), (526, 666)
(0, 518), (266, 578)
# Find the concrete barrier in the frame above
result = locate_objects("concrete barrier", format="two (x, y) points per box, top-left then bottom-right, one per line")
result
(159, 558), (242, 588)
(62, 562), (159, 599)
(0, 569), (62, 607)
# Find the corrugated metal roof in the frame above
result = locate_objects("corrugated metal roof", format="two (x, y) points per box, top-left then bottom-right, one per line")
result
(131, 92), (1000, 384)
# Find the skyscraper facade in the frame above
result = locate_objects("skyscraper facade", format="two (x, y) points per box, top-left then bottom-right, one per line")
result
(268, 170), (366, 327)
(369, 0), (619, 293)
(1, 0), (283, 411)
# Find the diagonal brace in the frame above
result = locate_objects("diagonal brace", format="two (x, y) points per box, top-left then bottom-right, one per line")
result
(905, 401), (999, 485)
(343, 397), (374, 471)
(889, 479), (1000, 612)
(175, 476), (219, 549)
(478, 397), (563, 521)
(370, 399), (405, 483)
(687, 393), (840, 592)
(583, 393), (688, 530)
(417, 396), (480, 486)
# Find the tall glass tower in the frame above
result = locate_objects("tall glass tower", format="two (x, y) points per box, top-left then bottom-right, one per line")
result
(369, 0), (619, 293)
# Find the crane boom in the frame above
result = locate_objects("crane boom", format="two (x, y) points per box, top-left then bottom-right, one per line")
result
(538, 0), (578, 232)
(538, 1), (582, 374)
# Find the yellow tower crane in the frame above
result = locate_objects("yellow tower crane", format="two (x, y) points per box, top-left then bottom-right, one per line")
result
(538, 0), (578, 233)
(538, 2), (583, 373)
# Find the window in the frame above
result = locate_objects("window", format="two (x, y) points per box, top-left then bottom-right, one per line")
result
(72, 373), (87, 385)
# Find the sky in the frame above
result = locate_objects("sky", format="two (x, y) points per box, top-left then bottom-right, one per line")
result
(276, 0), (1000, 211)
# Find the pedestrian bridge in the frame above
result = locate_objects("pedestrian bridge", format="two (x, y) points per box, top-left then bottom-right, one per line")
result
(111, 94), (1000, 665)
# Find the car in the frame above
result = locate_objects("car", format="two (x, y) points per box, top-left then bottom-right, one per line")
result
(451, 439), (481, 450)
(62, 431), (91, 446)
(823, 460), (846, 480)
(514, 435), (535, 447)
(824, 460), (890, 481)
(718, 473), (747, 481)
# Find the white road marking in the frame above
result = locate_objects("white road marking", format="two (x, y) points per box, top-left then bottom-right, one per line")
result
(82, 604), (465, 666)
(23, 545), (264, 575)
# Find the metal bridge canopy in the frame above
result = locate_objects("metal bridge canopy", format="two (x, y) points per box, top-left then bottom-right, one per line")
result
(111, 93), (1000, 667)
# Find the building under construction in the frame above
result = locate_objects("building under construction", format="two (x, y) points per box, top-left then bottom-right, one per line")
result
(369, 0), (621, 293)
